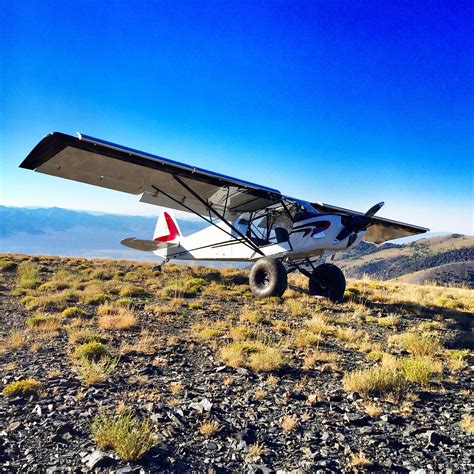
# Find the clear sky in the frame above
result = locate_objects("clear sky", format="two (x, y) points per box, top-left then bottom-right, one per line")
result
(1, 1), (473, 234)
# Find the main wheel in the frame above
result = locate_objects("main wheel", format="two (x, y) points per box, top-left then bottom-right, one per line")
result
(308, 263), (346, 303)
(249, 257), (288, 298)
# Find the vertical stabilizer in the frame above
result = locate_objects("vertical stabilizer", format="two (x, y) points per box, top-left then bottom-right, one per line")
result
(153, 211), (181, 243)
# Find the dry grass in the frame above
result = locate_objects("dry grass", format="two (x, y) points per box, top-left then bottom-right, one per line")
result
(199, 420), (220, 437)
(349, 451), (372, 468)
(98, 306), (137, 330)
(1, 330), (26, 353)
(240, 307), (266, 324)
(170, 382), (184, 395)
(399, 356), (442, 385)
(304, 350), (340, 368)
(460, 415), (474, 434)
(294, 329), (322, 348)
(191, 321), (227, 340)
(220, 341), (284, 372)
(343, 365), (407, 398)
(245, 442), (267, 461)
(305, 314), (335, 335)
(76, 356), (118, 384)
(281, 415), (298, 433)
(91, 412), (155, 461)
(388, 331), (442, 356)
(16, 261), (41, 289)
(364, 401), (382, 418)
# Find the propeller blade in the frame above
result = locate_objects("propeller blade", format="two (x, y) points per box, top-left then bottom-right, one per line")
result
(365, 201), (384, 217)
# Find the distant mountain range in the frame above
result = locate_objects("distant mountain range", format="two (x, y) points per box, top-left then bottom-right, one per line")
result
(0, 206), (204, 262)
(1, 206), (472, 286)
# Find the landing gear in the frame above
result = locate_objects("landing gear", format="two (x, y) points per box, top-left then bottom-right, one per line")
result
(249, 257), (288, 298)
(308, 263), (346, 303)
(152, 258), (169, 273)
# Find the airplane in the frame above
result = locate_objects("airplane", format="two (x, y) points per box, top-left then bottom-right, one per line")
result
(20, 132), (429, 302)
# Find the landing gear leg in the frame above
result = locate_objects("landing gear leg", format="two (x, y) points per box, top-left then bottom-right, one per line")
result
(308, 263), (346, 303)
(153, 258), (169, 273)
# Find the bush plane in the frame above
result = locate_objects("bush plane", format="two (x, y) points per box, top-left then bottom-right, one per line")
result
(20, 132), (428, 301)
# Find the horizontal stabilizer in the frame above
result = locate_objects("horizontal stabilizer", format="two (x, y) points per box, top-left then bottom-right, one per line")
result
(120, 238), (179, 252)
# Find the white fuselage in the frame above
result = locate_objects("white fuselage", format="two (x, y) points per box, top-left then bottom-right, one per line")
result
(154, 214), (365, 262)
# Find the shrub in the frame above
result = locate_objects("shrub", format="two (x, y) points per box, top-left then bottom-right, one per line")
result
(294, 330), (321, 348)
(306, 315), (335, 335)
(343, 365), (407, 398)
(162, 277), (208, 298)
(98, 307), (137, 330)
(229, 325), (256, 341)
(77, 356), (118, 384)
(119, 285), (147, 298)
(116, 297), (133, 307)
(444, 349), (469, 371)
(199, 420), (220, 437)
(61, 307), (86, 318)
(84, 293), (110, 305)
(68, 328), (103, 344)
(389, 332), (441, 356)
(0, 260), (17, 271)
(399, 357), (442, 385)
(16, 261), (41, 289)
(240, 308), (266, 324)
(26, 314), (60, 331)
(2, 379), (43, 398)
(192, 321), (227, 340)
(73, 341), (108, 361)
(220, 341), (284, 372)
(460, 415), (474, 434)
(91, 412), (155, 461)
(281, 415), (298, 433)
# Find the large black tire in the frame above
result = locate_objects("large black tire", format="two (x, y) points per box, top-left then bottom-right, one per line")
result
(308, 263), (346, 303)
(249, 257), (288, 298)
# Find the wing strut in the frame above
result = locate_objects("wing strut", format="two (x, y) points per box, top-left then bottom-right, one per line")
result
(150, 180), (264, 256)
(173, 176), (265, 256)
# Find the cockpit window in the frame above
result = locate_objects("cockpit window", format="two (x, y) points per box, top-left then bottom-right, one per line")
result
(293, 202), (319, 222)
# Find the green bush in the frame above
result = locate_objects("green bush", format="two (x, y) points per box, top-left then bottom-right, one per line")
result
(0, 260), (17, 271)
(91, 412), (155, 461)
(84, 294), (110, 305)
(16, 261), (41, 289)
(73, 341), (109, 361)
(2, 379), (43, 398)
(26, 314), (58, 328)
(61, 307), (86, 318)
(119, 285), (147, 298)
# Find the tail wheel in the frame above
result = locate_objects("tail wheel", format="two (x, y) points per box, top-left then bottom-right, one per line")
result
(308, 263), (346, 303)
(249, 257), (288, 298)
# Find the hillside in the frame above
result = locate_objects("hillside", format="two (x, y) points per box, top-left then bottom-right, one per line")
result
(1, 206), (473, 286)
(0, 254), (472, 471)
(396, 261), (474, 287)
(336, 234), (474, 286)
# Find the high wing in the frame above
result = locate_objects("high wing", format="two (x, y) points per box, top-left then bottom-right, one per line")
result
(19, 132), (282, 218)
(312, 202), (429, 244)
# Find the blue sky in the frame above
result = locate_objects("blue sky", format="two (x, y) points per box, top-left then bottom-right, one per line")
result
(1, 1), (472, 234)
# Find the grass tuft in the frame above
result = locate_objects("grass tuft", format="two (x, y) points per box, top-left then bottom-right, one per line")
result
(91, 412), (155, 461)
(2, 379), (43, 398)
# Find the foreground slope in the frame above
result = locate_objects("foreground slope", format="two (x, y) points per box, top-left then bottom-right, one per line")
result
(0, 254), (472, 472)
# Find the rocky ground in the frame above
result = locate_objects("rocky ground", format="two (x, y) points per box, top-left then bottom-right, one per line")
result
(0, 254), (472, 473)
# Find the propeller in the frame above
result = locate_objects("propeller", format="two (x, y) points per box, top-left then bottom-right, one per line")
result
(335, 202), (385, 242)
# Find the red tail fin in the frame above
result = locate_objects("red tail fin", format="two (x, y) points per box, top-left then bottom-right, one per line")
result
(153, 211), (181, 242)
